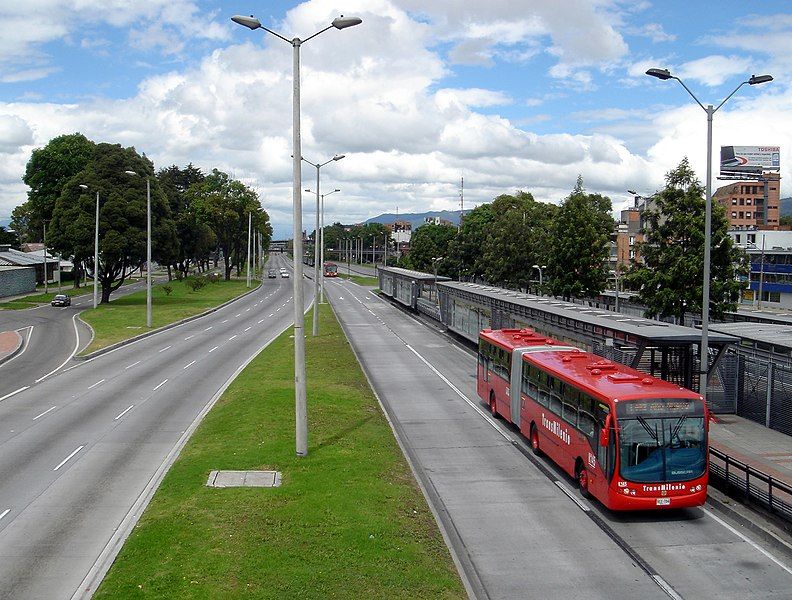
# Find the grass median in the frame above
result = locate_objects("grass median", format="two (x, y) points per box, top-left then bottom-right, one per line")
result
(1, 278), (144, 310)
(339, 273), (379, 286)
(80, 277), (254, 354)
(94, 303), (465, 599)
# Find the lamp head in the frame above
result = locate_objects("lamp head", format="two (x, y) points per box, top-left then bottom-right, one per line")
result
(646, 68), (673, 80)
(332, 16), (362, 29)
(334, 188), (341, 192)
(627, 189), (638, 195)
(79, 184), (88, 190)
(533, 264), (540, 269)
(749, 74), (773, 85)
(231, 15), (262, 30)
(124, 170), (137, 176)
(332, 154), (346, 161)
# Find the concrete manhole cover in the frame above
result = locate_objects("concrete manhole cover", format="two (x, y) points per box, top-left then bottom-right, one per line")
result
(206, 470), (282, 488)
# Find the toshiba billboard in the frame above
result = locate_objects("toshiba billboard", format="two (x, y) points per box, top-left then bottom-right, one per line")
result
(720, 146), (780, 175)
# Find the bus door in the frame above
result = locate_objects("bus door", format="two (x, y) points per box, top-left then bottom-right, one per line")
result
(595, 403), (616, 483)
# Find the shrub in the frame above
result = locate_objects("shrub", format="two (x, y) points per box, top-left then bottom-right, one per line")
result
(162, 285), (173, 296)
(185, 276), (206, 292)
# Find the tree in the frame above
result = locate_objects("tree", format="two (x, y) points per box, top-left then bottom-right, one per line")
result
(16, 133), (95, 242)
(0, 226), (19, 248)
(547, 176), (614, 300)
(452, 203), (494, 281)
(406, 223), (457, 276)
(625, 158), (746, 324)
(780, 214), (792, 228)
(188, 170), (265, 280)
(49, 143), (177, 303)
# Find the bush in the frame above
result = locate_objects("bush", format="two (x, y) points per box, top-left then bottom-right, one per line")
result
(162, 285), (173, 296)
(207, 272), (220, 283)
(185, 276), (207, 292)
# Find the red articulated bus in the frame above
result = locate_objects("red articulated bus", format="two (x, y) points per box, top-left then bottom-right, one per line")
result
(477, 328), (708, 510)
(323, 262), (339, 277)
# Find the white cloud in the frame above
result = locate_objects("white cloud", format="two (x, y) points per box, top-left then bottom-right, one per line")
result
(676, 55), (753, 87)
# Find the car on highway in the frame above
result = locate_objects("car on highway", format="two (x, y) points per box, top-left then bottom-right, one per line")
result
(51, 294), (71, 307)
(268, 269), (277, 278)
(281, 271), (290, 278)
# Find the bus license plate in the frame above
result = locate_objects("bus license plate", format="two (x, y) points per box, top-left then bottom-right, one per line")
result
(656, 498), (671, 506)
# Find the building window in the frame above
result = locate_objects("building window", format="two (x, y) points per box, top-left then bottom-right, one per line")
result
(629, 236), (635, 245)
(746, 212), (752, 219)
(732, 198), (738, 205)
(746, 199), (751, 205)
(739, 198), (745, 205)
(629, 249), (636, 259)
(739, 211), (744, 219)
(748, 234), (756, 244)
(732, 212), (737, 218)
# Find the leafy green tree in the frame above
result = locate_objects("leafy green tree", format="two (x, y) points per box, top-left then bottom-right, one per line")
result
(452, 203), (494, 280)
(49, 143), (177, 303)
(780, 215), (792, 228)
(0, 226), (19, 248)
(16, 133), (95, 242)
(406, 223), (457, 276)
(547, 176), (614, 300)
(625, 158), (746, 324)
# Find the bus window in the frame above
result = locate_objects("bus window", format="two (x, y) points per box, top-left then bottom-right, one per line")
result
(562, 388), (578, 427)
(549, 391), (562, 415)
(578, 394), (596, 440)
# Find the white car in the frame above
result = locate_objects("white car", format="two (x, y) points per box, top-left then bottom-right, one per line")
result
(281, 271), (290, 278)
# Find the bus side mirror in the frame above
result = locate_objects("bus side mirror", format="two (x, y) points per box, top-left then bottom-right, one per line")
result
(599, 414), (611, 447)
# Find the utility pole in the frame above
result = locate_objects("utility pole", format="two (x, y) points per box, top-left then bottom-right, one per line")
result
(246, 211), (252, 288)
(43, 221), (48, 294)
(459, 176), (464, 231)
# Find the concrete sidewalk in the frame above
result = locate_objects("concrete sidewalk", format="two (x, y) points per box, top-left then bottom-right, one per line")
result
(710, 414), (792, 484)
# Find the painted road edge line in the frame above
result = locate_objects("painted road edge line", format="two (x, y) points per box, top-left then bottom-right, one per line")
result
(33, 406), (57, 420)
(0, 386), (29, 403)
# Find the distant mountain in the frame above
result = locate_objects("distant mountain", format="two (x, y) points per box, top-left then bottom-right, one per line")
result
(364, 209), (467, 230)
(780, 197), (792, 217)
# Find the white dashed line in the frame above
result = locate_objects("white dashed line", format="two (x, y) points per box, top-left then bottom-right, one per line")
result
(114, 405), (134, 420)
(153, 379), (168, 391)
(158, 345), (172, 353)
(245, 308), (250, 312)
(184, 335), (194, 340)
(0, 509), (9, 521)
(88, 379), (105, 389)
(125, 361), (141, 370)
(244, 327), (251, 332)
(33, 406), (56, 420)
(54, 445), (84, 471)
(258, 319), (264, 324)
(0, 386), (29, 402)
(228, 335), (237, 340)
(209, 346), (219, 353)
(234, 313), (241, 318)
(204, 326), (213, 331)
(183, 360), (196, 370)
(268, 314), (274, 317)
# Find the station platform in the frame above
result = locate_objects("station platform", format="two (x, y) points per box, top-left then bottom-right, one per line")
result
(710, 414), (792, 486)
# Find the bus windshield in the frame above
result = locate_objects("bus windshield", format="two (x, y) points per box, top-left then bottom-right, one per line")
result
(616, 399), (706, 483)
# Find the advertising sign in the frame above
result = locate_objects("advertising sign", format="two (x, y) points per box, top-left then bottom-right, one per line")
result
(720, 146), (780, 174)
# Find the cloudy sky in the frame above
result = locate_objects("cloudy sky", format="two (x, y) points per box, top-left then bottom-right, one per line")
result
(1, 0), (790, 239)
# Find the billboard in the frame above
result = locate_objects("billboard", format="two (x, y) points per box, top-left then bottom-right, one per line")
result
(720, 146), (780, 175)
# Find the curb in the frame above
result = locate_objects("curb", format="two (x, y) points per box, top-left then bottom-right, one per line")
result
(74, 283), (262, 361)
(0, 330), (23, 368)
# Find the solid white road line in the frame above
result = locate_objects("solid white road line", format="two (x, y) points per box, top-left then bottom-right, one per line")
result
(33, 406), (57, 420)
(228, 335), (237, 340)
(125, 361), (141, 370)
(0, 386), (29, 402)
(204, 326), (213, 331)
(53, 445), (84, 471)
(114, 405), (134, 420)
(183, 360), (196, 370)
(35, 312), (82, 382)
(1, 325), (33, 371)
(153, 379), (168, 391)
(0, 508), (9, 521)
(158, 345), (172, 353)
(184, 335), (194, 340)
(553, 480), (591, 512)
(702, 507), (792, 575)
(208, 346), (218, 353)
(87, 379), (105, 389)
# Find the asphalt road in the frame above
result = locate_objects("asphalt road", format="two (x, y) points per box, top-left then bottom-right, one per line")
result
(0, 278), (157, 399)
(0, 255), (309, 599)
(326, 276), (792, 600)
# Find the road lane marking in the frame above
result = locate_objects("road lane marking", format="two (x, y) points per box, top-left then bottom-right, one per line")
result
(53, 445), (84, 471)
(158, 345), (172, 353)
(209, 346), (219, 353)
(114, 405), (134, 420)
(245, 308), (250, 312)
(554, 481), (590, 512)
(1, 326), (33, 371)
(244, 327), (251, 332)
(234, 313), (241, 318)
(268, 314), (274, 317)
(183, 360), (196, 370)
(153, 379), (168, 391)
(0, 509), (9, 521)
(184, 335), (195, 340)
(35, 312), (83, 382)
(125, 361), (141, 370)
(222, 319), (228, 323)
(88, 379), (105, 389)
(228, 335), (237, 340)
(702, 507), (792, 575)
(258, 319), (264, 324)
(204, 326), (213, 331)
(0, 386), (29, 402)
(33, 406), (57, 420)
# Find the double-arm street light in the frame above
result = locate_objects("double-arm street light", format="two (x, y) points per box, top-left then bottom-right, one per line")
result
(306, 187), (341, 304)
(124, 171), (152, 328)
(232, 12), (362, 457)
(302, 154), (345, 335)
(78, 184), (100, 309)
(532, 264), (546, 292)
(646, 68), (772, 401)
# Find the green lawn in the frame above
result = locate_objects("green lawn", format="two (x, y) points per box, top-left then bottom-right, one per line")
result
(94, 304), (464, 599)
(0, 278), (145, 311)
(80, 278), (254, 353)
(339, 273), (379, 286)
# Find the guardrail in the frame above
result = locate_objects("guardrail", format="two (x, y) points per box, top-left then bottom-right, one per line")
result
(709, 446), (792, 523)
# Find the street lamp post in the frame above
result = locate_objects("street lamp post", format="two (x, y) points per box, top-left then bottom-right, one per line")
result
(646, 68), (772, 400)
(303, 154), (344, 335)
(532, 264), (546, 293)
(43, 221), (48, 294)
(232, 12), (362, 457)
(125, 171), (152, 327)
(320, 189), (339, 303)
(78, 185), (100, 309)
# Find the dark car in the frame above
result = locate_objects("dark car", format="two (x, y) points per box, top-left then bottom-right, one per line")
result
(268, 270), (277, 279)
(51, 294), (71, 307)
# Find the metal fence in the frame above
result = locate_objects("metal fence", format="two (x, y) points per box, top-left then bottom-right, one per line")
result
(736, 355), (792, 437)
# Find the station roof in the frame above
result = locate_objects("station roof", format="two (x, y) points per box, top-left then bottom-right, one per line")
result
(709, 322), (792, 349)
(439, 281), (738, 346)
(0, 247), (56, 266)
(379, 266), (451, 282)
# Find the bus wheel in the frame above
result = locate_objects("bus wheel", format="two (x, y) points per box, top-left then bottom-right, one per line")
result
(530, 425), (541, 456)
(489, 392), (498, 418)
(577, 464), (591, 499)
